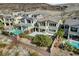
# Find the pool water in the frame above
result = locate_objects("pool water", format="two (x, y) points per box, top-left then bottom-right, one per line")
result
(10, 29), (22, 35)
(67, 40), (79, 49)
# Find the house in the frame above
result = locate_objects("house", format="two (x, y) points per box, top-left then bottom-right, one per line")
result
(29, 14), (63, 36)
(0, 15), (14, 30)
(11, 13), (39, 34)
(0, 11), (63, 37)
(65, 16), (79, 41)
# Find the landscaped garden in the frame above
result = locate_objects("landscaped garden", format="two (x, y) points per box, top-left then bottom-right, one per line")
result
(20, 33), (53, 47)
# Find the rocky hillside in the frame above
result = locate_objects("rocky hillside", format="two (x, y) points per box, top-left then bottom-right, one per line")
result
(0, 3), (79, 14)
(0, 3), (65, 12)
(59, 3), (79, 12)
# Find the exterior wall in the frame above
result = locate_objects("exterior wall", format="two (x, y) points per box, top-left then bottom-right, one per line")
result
(68, 26), (79, 41)
(68, 26), (79, 36)
(1, 12), (62, 36)
(33, 20), (62, 35)
(2, 18), (14, 30)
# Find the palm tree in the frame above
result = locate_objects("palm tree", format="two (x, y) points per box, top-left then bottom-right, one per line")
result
(0, 21), (4, 34)
(50, 29), (64, 55)
(51, 29), (64, 48)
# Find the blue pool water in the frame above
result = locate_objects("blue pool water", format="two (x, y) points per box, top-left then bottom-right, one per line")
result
(67, 40), (79, 49)
(10, 29), (22, 35)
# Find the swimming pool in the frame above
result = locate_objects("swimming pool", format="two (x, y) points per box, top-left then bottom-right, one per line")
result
(10, 29), (22, 35)
(67, 40), (79, 49)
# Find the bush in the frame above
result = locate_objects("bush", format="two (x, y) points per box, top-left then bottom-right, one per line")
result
(32, 35), (52, 47)
(56, 29), (64, 38)
(20, 33), (34, 40)
(29, 51), (39, 56)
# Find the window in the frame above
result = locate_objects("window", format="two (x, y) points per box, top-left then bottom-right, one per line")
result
(69, 34), (79, 41)
(49, 29), (56, 32)
(49, 23), (56, 27)
(34, 23), (39, 27)
(73, 17), (77, 19)
(40, 29), (45, 32)
(11, 23), (13, 25)
(60, 25), (64, 29)
(27, 20), (31, 23)
(6, 23), (9, 26)
(65, 25), (69, 29)
(70, 27), (78, 32)
(40, 22), (45, 26)
(36, 28), (39, 32)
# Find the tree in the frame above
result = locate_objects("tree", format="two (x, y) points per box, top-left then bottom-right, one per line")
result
(32, 35), (52, 47)
(54, 29), (64, 48)
(0, 21), (4, 30)
(56, 29), (64, 38)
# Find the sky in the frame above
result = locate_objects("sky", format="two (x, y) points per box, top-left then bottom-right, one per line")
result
(0, 0), (79, 4)
(49, 0), (79, 4)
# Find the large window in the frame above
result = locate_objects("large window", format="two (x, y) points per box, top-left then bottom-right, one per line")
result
(49, 29), (56, 32)
(69, 34), (79, 41)
(70, 27), (78, 32)
(27, 20), (31, 23)
(40, 29), (45, 32)
(49, 23), (56, 27)
(6, 23), (9, 26)
(40, 22), (45, 26)
(65, 25), (69, 29)
(34, 23), (39, 27)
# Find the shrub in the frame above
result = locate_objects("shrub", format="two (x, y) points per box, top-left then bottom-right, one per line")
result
(20, 33), (34, 40)
(32, 35), (52, 47)
(29, 51), (39, 56)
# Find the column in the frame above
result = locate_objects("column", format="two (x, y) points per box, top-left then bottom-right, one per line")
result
(9, 19), (11, 29)
(3, 18), (6, 27)
(38, 23), (40, 32)
(35, 28), (36, 32)
(45, 21), (48, 33)
(25, 19), (27, 24)
(38, 28), (40, 32)
(21, 26), (23, 31)
(68, 26), (70, 39)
